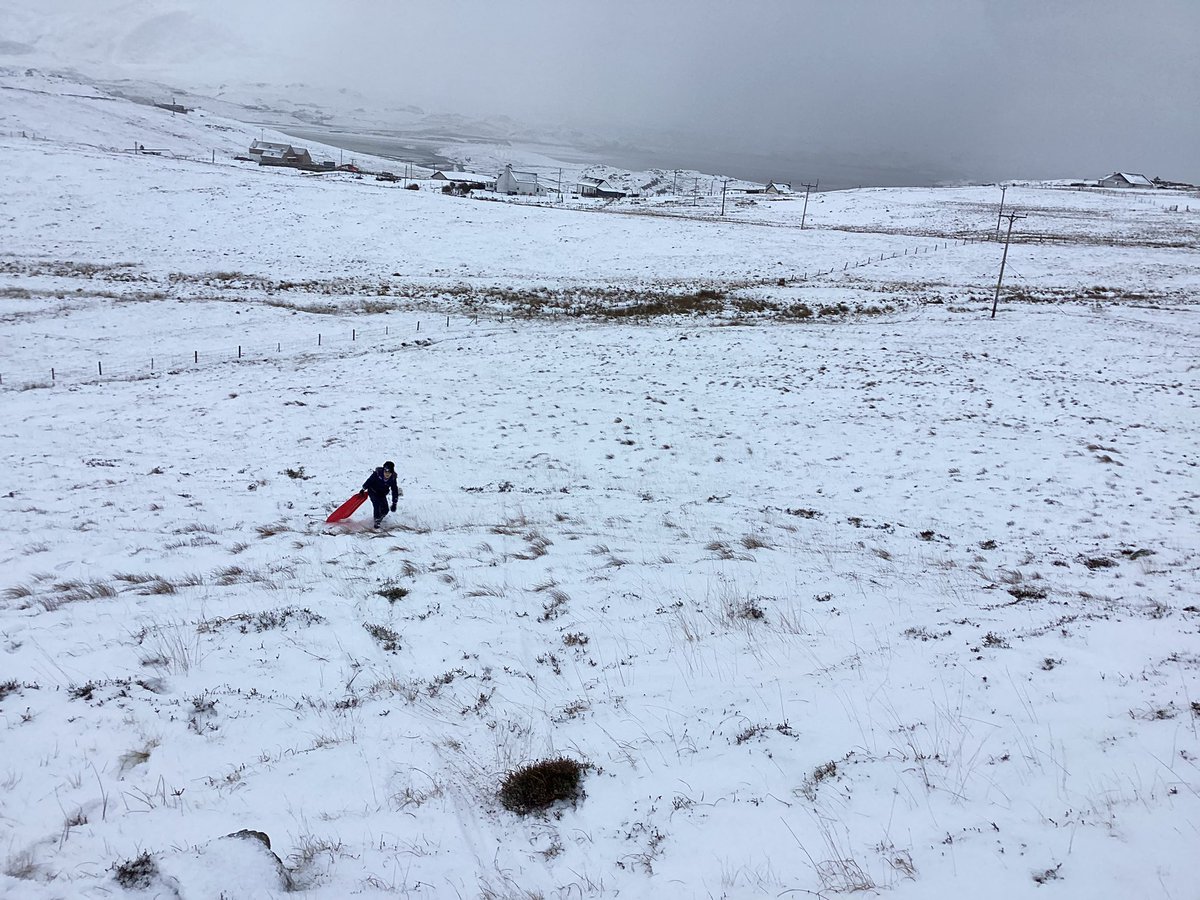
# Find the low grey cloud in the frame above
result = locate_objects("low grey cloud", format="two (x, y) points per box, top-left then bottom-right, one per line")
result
(13, 0), (1200, 185)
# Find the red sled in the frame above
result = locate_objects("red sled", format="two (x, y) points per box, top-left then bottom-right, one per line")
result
(326, 492), (368, 523)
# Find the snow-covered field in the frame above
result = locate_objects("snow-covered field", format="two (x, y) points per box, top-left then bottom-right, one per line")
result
(2, 69), (1199, 899)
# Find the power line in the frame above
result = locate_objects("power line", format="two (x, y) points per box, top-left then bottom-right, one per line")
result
(991, 211), (1027, 319)
(994, 184), (1009, 241)
(800, 181), (818, 229)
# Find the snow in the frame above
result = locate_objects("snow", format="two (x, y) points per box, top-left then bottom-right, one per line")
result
(1, 67), (1199, 900)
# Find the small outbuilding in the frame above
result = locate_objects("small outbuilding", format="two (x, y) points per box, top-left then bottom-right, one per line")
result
(765, 181), (793, 194)
(431, 171), (496, 190)
(495, 164), (549, 196)
(1098, 172), (1156, 189)
(575, 175), (626, 199)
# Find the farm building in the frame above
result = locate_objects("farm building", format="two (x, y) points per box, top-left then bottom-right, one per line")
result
(575, 175), (626, 199)
(495, 164), (550, 196)
(431, 171), (495, 190)
(248, 140), (319, 169)
(249, 140), (291, 158)
(256, 145), (316, 169)
(1098, 172), (1156, 189)
(765, 181), (793, 194)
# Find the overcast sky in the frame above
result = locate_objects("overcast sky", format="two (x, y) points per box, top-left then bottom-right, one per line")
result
(13, 0), (1200, 184)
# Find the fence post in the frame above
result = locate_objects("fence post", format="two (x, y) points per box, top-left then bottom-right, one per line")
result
(352, 329), (356, 341)
(194, 350), (198, 364)
(52, 368), (55, 382)
(417, 321), (420, 332)
(445, 316), (449, 327)
(98, 361), (103, 376)
(318, 334), (322, 346)
(238, 346), (242, 358)
(277, 343), (281, 352)
(151, 358), (154, 372)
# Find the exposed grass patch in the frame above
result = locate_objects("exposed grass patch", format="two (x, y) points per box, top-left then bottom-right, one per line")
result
(499, 757), (586, 814)
(781, 302), (814, 319)
(3, 850), (38, 880)
(1007, 585), (1047, 600)
(539, 589), (570, 622)
(112, 851), (158, 889)
(376, 582), (410, 602)
(514, 530), (552, 560)
(800, 760), (839, 801)
(0, 680), (30, 703)
(2, 583), (35, 601)
(364, 623), (401, 653)
(114, 573), (181, 596)
(904, 627), (950, 641)
(28, 579), (119, 610)
(197, 607), (324, 634)
(1119, 548), (1155, 560)
(731, 599), (766, 621)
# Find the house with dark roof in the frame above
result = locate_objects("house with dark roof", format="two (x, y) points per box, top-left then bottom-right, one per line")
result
(431, 171), (496, 190)
(252, 142), (317, 170)
(575, 175), (626, 199)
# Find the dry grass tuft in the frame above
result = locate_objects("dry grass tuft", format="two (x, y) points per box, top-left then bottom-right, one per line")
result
(499, 757), (586, 814)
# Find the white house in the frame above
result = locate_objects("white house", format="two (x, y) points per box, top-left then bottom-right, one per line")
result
(495, 164), (549, 196)
(1098, 172), (1156, 189)
(765, 181), (793, 194)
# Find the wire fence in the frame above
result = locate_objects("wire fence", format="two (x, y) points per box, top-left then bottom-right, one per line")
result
(0, 235), (1030, 392)
(0, 314), (496, 391)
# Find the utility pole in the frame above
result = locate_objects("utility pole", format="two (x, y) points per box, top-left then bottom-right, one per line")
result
(672, 169), (679, 194)
(799, 181), (818, 229)
(991, 211), (1026, 319)
(720, 179), (729, 216)
(994, 184), (1008, 241)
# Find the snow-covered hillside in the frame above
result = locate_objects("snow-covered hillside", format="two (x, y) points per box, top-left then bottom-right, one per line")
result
(1, 68), (1199, 900)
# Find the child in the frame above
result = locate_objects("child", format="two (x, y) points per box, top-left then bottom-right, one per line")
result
(361, 461), (400, 528)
